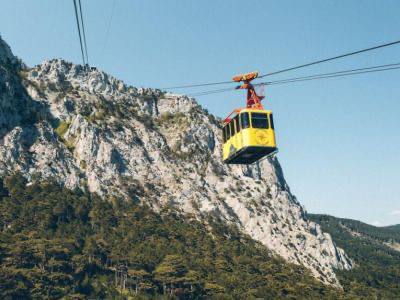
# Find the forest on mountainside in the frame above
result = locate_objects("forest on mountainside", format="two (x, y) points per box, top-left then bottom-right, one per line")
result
(0, 174), (338, 299)
(385, 224), (400, 232)
(309, 214), (400, 299)
(0, 173), (398, 299)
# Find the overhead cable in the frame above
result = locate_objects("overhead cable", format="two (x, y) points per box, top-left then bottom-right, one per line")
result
(73, 0), (86, 65)
(188, 63), (400, 97)
(258, 40), (400, 78)
(163, 39), (400, 90)
(101, 0), (116, 57)
(262, 65), (400, 86)
(162, 80), (233, 91)
(78, 0), (89, 65)
(189, 87), (237, 97)
(258, 62), (400, 85)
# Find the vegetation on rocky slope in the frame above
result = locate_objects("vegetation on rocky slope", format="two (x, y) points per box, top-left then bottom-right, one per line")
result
(309, 214), (400, 299)
(1, 174), (400, 299)
(0, 174), (341, 299)
(385, 224), (400, 232)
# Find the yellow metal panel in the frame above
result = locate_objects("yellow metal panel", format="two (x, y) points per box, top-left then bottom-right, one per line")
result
(244, 128), (276, 147)
(222, 129), (276, 161)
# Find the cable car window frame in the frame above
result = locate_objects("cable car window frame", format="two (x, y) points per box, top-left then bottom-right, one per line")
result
(229, 120), (235, 137)
(251, 112), (269, 129)
(269, 113), (275, 130)
(225, 124), (230, 140)
(240, 112), (250, 129)
(234, 115), (241, 133)
(222, 126), (227, 142)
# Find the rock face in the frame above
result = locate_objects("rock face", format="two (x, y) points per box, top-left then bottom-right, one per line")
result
(0, 36), (352, 285)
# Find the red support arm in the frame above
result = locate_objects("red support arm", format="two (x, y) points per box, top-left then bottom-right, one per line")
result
(224, 71), (265, 125)
(234, 71), (265, 110)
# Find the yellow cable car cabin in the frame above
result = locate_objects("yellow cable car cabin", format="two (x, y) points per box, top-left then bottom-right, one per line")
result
(222, 71), (278, 164)
(222, 109), (277, 164)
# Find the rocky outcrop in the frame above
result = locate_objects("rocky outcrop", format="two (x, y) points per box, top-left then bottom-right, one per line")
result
(0, 36), (352, 285)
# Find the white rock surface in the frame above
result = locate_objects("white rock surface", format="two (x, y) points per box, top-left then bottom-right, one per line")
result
(0, 36), (352, 285)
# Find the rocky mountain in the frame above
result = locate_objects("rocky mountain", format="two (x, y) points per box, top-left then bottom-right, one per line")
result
(0, 36), (352, 285)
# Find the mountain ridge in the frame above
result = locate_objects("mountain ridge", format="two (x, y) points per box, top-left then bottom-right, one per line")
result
(386, 224), (400, 231)
(309, 214), (400, 243)
(309, 213), (400, 297)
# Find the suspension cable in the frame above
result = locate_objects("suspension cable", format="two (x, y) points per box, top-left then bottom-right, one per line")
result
(257, 62), (400, 86)
(78, 0), (89, 65)
(101, 0), (116, 57)
(73, 0), (86, 65)
(188, 63), (400, 97)
(258, 40), (400, 78)
(163, 39), (400, 90)
(263, 65), (400, 87)
(189, 87), (236, 97)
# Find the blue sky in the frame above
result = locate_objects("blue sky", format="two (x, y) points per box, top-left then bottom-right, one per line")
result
(1, 0), (399, 226)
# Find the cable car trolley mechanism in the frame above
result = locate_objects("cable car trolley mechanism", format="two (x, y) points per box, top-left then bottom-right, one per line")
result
(222, 71), (277, 164)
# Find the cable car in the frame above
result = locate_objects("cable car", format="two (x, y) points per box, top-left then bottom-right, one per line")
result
(222, 71), (277, 164)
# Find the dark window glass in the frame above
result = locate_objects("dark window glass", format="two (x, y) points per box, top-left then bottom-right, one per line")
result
(222, 127), (227, 142)
(251, 112), (269, 129)
(234, 115), (241, 133)
(240, 112), (250, 129)
(225, 125), (230, 140)
(269, 114), (275, 129)
(229, 120), (235, 137)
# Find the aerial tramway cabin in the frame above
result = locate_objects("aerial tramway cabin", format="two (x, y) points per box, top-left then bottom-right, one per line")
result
(222, 71), (277, 164)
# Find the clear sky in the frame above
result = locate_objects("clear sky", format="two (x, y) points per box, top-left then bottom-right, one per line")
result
(1, 0), (399, 226)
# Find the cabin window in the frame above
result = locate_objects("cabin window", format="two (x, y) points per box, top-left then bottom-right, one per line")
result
(229, 120), (235, 137)
(225, 125), (230, 140)
(251, 113), (269, 129)
(240, 112), (250, 129)
(234, 115), (241, 133)
(269, 114), (275, 129)
(222, 126), (227, 142)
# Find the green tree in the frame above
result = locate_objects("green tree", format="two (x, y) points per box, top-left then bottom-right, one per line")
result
(183, 270), (201, 293)
(154, 254), (188, 295)
(204, 282), (225, 296)
(127, 269), (150, 294)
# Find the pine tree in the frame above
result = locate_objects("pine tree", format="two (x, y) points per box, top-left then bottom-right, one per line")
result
(154, 254), (187, 295)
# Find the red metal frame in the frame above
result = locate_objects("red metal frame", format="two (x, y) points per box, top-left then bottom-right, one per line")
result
(224, 71), (265, 124)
